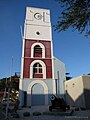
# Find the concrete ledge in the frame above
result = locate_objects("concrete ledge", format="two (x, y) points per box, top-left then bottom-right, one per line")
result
(43, 110), (74, 116)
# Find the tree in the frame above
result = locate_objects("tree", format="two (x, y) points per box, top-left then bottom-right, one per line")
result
(0, 74), (19, 92)
(55, 0), (90, 36)
(66, 73), (72, 80)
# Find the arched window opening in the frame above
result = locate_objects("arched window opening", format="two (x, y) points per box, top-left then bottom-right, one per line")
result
(33, 63), (43, 78)
(30, 60), (46, 79)
(31, 43), (45, 58)
(34, 45), (42, 57)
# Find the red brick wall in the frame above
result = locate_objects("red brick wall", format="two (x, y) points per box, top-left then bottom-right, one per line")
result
(33, 74), (43, 78)
(24, 39), (51, 58)
(23, 39), (52, 79)
(23, 58), (52, 79)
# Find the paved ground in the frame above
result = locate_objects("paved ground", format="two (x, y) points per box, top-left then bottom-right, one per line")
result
(1, 105), (90, 120)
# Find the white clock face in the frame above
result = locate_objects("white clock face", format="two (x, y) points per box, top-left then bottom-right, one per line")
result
(34, 13), (42, 20)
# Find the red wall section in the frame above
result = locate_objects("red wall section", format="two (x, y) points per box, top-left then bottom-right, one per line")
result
(23, 58), (52, 79)
(24, 39), (52, 58)
(43, 59), (52, 79)
(23, 39), (52, 79)
(33, 74), (43, 78)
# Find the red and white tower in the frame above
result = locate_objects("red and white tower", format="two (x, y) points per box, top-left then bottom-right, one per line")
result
(19, 7), (57, 106)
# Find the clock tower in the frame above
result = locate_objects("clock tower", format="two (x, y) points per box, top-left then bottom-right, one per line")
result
(21, 7), (54, 79)
(19, 7), (66, 106)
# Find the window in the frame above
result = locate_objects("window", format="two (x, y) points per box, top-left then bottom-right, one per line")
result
(33, 63), (42, 74)
(31, 43), (45, 58)
(34, 45), (42, 57)
(30, 60), (46, 79)
(36, 31), (40, 35)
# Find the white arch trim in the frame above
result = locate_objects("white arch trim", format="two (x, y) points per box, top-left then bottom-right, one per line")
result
(27, 80), (48, 105)
(30, 60), (46, 79)
(31, 42), (45, 58)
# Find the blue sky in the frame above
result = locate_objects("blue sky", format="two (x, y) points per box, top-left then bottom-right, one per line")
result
(0, 0), (90, 79)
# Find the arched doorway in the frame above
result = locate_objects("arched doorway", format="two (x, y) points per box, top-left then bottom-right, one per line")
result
(31, 83), (44, 105)
(27, 80), (48, 106)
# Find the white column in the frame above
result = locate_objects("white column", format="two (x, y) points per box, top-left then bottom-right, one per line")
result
(53, 79), (56, 95)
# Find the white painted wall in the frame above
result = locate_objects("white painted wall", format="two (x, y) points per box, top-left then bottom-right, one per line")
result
(25, 24), (52, 40)
(24, 7), (52, 41)
(53, 57), (66, 96)
(65, 76), (85, 108)
(26, 7), (51, 26)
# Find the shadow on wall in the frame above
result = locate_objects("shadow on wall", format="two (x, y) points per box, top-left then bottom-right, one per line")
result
(84, 89), (90, 109)
(65, 89), (90, 109)
(19, 89), (52, 107)
(19, 89), (65, 107)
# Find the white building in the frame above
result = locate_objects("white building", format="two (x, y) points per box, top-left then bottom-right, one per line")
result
(65, 75), (90, 109)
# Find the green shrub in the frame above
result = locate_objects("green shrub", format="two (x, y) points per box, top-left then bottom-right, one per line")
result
(23, 112), (30, 117)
